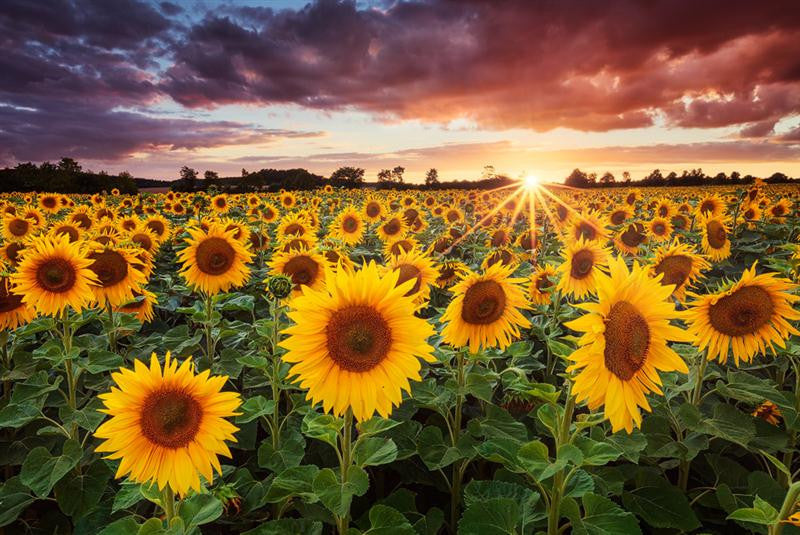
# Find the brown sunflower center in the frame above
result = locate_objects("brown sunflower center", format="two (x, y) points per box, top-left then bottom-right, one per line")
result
(5, 242), (23, 264)
(146, 220), (165, 236)
(536, 274), (553, 291)
(0, 280), (24, 313)
(8, 218), (29, 236)
(699, 200), (715, 214)
(654, 255), (693, 290)
(36, 258), (77, 293)
(570, 249), (595, 280)
(284, 223), (304, 236)
(89, 250), (129, 287)
(446, 210), (460, 223)
(461, 280), (506, 325)
(658, 206), (668, 217)
(744, 208), (756, 219)
(574, 221), (597, 241)
(653, 222), (666, 235)
(71, 213), (92, 229)
(140, 389), (202, 448)
(706, 220), (727, 249)
(520, 233), (535, 250)
(620, 223), (645, 247)
(383, 219), (401, 235)
(610, 210), (627, 225)
(131, 233), (154, 252)
(672, 215), (687, 229)
(708, 285), (774, 336)
(604, 301), (650, 380)
(326, 305), (392, 372)
(195, 237), (235, 276)
(366, 202), (380, 218)
(491, 231), (507, 247)
(772, 205), (786, 216)
(626, 193), (636, 205)
(395, 264), (422, 296)
(42, 196), (57, 209)
(283, 255), (319, 286)
(56, 225), (80, 242)
(342, 216), (358, 233)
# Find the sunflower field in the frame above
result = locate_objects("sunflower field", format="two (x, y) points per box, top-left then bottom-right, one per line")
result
(1, 182), (800, 535)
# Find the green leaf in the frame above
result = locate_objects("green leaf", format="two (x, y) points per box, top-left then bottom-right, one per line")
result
(178, 493), (223, 529)
(20, 439), (82, 497)
(0, 403), (40, 429)
(564, 469), (594, 498)
(112, 482), (145, 513)
(235, 395), (275, 424)
(312, 466), (369, 517)
(363, 505), (416, 534)
(257, 428), (306, 472)
(82, 350), (124, 374)
(0, 477), (36, 527)
(97, 516), (141, 535)
(417, 425), (462, 470)
(689, 403), (755, 447)
(60, 397), (106, 432)
(727, 496), (779, 525)
(242, 518), (323, 535)
(54, 459), (112, 517)
(622, 485), (700, 531)
(537, 404), (560, 437)
(264, 465), (319, 504)
(463, 480), (541, 526)
(10, 370), (63, 404)
(356, 417), (401, 437)
(458, 497), (520, 534)
(575, 436), (623, 466)
(301, 411), (342, 450)
(354, 437), (398, 467)
(581, 493), (642, 535)
(517, 440), (551, 480)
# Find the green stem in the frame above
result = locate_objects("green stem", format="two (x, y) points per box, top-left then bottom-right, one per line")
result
(336, 409), (354, 535)
(204, 293), (215, 366)
(679, 355), (709, 491)
(780, 361), (800, 487)
(106, 299), (117, 353)
(450, 350), (467, 534)
(161, 485), (176, 524)
(769, 481), (800, 535)
(271, 296), (282, 450)
(548, 384), (576, 535)
(61, 312), (78, 439)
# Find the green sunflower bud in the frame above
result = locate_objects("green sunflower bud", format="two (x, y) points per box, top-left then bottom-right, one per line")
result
(267, 274), (293, 299)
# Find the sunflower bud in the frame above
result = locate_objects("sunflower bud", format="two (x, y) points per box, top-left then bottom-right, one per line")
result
(268, 274), (293, 299)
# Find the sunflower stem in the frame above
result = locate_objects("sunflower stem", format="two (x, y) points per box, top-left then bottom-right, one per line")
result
(336, 408), (354, 535)
(271, 295), (282, 450)
(60, 311), (78, 439)
(679, 354), (709, 491)
(204, 293), (215, 366)
(449, 349), (467, 534)
(161, 485), (176, 524)
(106, 299), (117, 353)
(548, 382), (576, 535)
(769, 481), (800, 535)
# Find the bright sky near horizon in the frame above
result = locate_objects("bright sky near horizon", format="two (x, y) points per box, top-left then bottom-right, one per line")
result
(1, 0), (799, 183)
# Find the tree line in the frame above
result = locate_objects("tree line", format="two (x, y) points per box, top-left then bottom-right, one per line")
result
(563, 168), (798, 188)
(0, 159), (138, 194)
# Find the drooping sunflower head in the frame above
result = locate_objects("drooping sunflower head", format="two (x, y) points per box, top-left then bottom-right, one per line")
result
(178, 223), (254, 295)
(565, 256), (689, 433)
(481, 247), (518, 270)
(279, 261), (435, 421)
(530, 263), (558, 305)
(441, 263), (532, 354)
(435, 260), (469, 289)
(556, 238), (610, 300)
(699, 214), (731, 262)
(94, 352), (241, 496)
(684, 262), (800, 365)
(86, 243), (147, 307)
(648, 240), (710, 301)
(328, 206), (364, 246)
(10, 233), (99, 316)
(267, 249), (329, 297)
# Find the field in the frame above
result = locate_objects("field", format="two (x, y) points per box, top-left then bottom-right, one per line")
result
(1, 182), (800, 535)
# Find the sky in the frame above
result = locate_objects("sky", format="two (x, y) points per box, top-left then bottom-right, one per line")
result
(1, 0), (799, 184)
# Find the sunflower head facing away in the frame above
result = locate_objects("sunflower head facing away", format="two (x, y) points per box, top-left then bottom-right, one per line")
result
(94, 352), (241, 496)
(10, 233), (99, 316)
(441, 263), (531, 354)
(178, 223), (254, 295)
(565, 256), (689, 433)
(684, 262), (800, 365)
(279, 261), (435, 421)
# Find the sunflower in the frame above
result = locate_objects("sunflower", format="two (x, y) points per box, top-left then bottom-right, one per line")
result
(178, 223), (254, 295)
(114, 288), (158, 323)
(654, 198), (675, 219)
(49, 222), (83, 243)
(279, 261), (434, 421)
(386, 249), (439, 307)
(328, 207), (364, 246)
(261, 204), (279, 223)
(38, 194), (61, 214)
(752, 400), (782, 426)
(699, 214), (731, 262)
(144, 215), (171, 243)
(516, 230), (537, 251)
(486, 226), (513, 248)
(10, 234), (98, 316)
(565, 256), (689, 433)
(556, 238), (610, 300)
(671, 213), (689, 231)
(567, 211), (608, 243)
(128, 227), (159, 255)
(607, 206), (632, 226)
(321, 248), (355, 273)
(530, 263), (558, 305)
(443, 207), (464, 225)
(647, 217), (672, 242)
(377, 215), (407, 242)
(1, 242), (24, 266)
(0, 270), (36, 331)
(684, 263), (800, 365)
(94, 352), (241, 496)
(624, 190), (641, 207)
(648, 240), (709, 301)
(280, 192), (297, 210)
(87, 243), (147, 307)
(2, 214), (36, 242)
(440, 263), (531, 354)
(481, 247), (518, 270)
(613, 222), (647, 256)
(277, 213), (314, 242)
(210, 194), (229, 214)
(69, 206), (94, 232)
(277, 235), (317, 253)
(741, 203), (762, 228)
(696, 193), (725, 218)
(435, 260), (469, 289)
(363, 198), (385, 222)
(382, 236), (417, 259)
(267, 249), (329, 297)
(766, 198), (792, 221)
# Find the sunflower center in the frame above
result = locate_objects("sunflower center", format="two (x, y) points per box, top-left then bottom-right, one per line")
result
(773, 205), (786, 216)
(56, 225), (80, 242)
(366, 202), (380, 217)
(699, 200), (715, 214)
(708, 285), (774, 336)
(36, 258), (77, 293)
(610, 210), (627, 225)
(744, 208), (756, 219)
(654, 254), (693, 290)
(0, 280), (24, 313)
(71, 213), (91, 229)
(132, 233), (154, 252)
(658, 206), (668, 217)
(146, 220), (165, 236)
(283, 255), (319, 286)
(8, 218), (29, 236)
(327, 305), (392, 372)
(570, 249), (595, 280)
(536, 274), (553, 291)
(626, 193), (636, 205)
(42, 197), (57, 209)
(604, 301), (650, 380)
(284, 223), (304, 236)
(491, 231), (507, 247)
(342, 216), (358, 233)
(620, 223), (645, 247)
(706, 220), (727, 249)
(140, 389), (202, 448)
(653, 222), (666, 235)
(395, 264), (422, 296)
(383, 219), (400, 235)
(196, 237), (235, 276)
(90, 250), (129, 287)
(6, 242), (23, 263)
(575, 222), (596, 241)
(461, 280), (506, 325)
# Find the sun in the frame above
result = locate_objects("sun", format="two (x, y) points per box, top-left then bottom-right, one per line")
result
(522, 173), (541, 190)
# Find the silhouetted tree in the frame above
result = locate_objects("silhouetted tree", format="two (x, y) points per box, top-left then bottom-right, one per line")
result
(425, 168), (440, 186)
(392, 166), (405, 183)
(377, 169), (392, 183)
(330, 166), (365, 186)
(564, 168), (590, 188)
(204, 170), (219, 181)
(600, 171), (615, 184)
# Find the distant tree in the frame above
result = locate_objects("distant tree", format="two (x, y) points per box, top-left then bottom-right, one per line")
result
(174, 166), (199, 192)
(391, 166), (405, 183)
(425, 168), (440, 186)
(731, 171), (741, 182)
(482, 165), (496, 180)
(118, 171), (133, 181)
(204, 170), (219, 181)
(330, 166), (365, 185)
(241, 168), (249, 177)
(377, 169), (393, 183)
(646, 169), (663, 181)
(564, 168), (590, 188)
(587, 172), (598, 184)
(600, 171), (615, 184)
(58, 157), (82, 174)
(622, 171), (631, 182)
